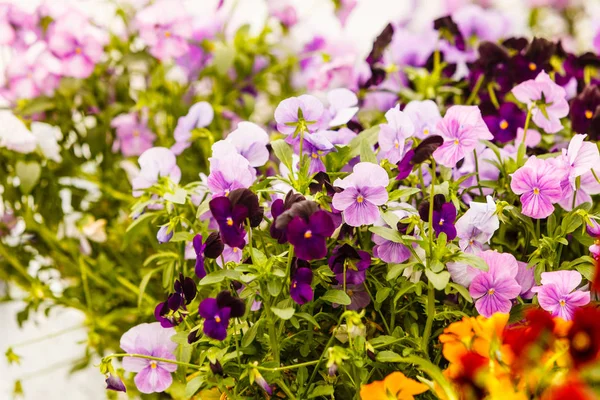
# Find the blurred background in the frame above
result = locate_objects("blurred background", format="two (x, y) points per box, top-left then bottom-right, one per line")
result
(1, 0), (600, 398)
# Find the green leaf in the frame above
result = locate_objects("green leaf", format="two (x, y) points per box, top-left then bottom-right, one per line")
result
(321, 290), (351, 305)
(271, 139), (294, 172)
(388, 187), (421, 201)
(375, 287), (392, 304)
(164, 187), (187, 204)
(241, 321), (261, 347)
(271, 307), (295, 320)
(213, 44), (235, 75)
(576, 263), (595, 281)
(359, 138), (377, 163)
(425, 270), (450, 290)
(348, 126), (380, 157)
(376, 350), (403, 362)
(171, 231), (194, 242)
(309, 384), (334, 398)
(369, 226), (403, 243)
(199, 269), (241, 285)
(295, 312), (320, 328)
(138, 267), (161, 308)
(126, 212), (157, 234)
(451, 253), (489, 271)
(18, 97), (55, 115)
(185, 376), (204, 398)
(387, 263), (408, 281)
(448, 283), (472, 302)
(15, 161), (41, 194)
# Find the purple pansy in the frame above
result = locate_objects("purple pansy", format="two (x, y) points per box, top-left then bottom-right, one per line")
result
(120, 323), (177, 394)
(192, 234), (206, 279)
(154, 274), (197, 328)
(482, 103), (526, 143)
(286, 207), (335, 261)
(569, 85), (600, 134)
(510, 156), (563, 219)
(433, 105), (493, 168)
(531, 271), (590, 321)
(270, 191), (306, 244)
(378, 105), (415, 164)
(199, 291), (246, 341)
(290, 265), (313, 305)
(328, 244), (371, 285)
(418, 194), (457, 240)
(469, 251), (522, 317)
(111, 113), (155, 157)
(209, 196), (248, 249)
(172, 102), (214, 155)
(332, 162), (389, 227)
(512, 71), (569, 134)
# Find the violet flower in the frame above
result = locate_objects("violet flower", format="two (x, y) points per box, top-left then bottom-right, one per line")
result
(332, 162), (389, 227)
(206, 153), (257, 197)
(192, 234), (206, 279)
(134, 0), (193, 61)
(469, 251), (522, 317)
(378, 105), (415, 164)
(199, 291), (245, 341)
(270, 191), (306, 244)
(284, 203), (335, 261)
(156, 225), (173, 244)
(47, 10), (107, 79)
(274, 95), (325, 136)
(132, 147), (181, 197)
(154, 274), (197, 327)
(326, 88), (359, 127)
(510, 156), (563, 219)
(433, 105), (493, 168)
(569, 85), (600, 135)
(290, 266), (313, 305)
(419, 194), (457, 240)
(587, 220), (600, 259)
(328, 244), (371, 285)
(403, 100), (442, 139)
(209, 196), (248, 249)
(111, 113), (155, 157)
(120, 323), (177, 394)
(531, 271), (590, 321)
(512, 71), (569, 134)
(172, 102), (214, 155)
(482, 103), (526, 143)
(212, 122), (269, 167)
(105, 374), (126, 392)
(455, 196), (499, 253)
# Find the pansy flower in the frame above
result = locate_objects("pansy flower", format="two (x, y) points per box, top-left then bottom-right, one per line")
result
(360, 371), (428, 400)
(192, 234), (206, 279)
(209, 197), (247, 249)
(403, 100), (442, 139)
(155, 274), (197, 327)
(199, 291), (246, 341)
(211, 122), (270, 167)
(270, 191), (306, 244)
(172, 102), (214, 155)
(290, 261), (313, 305)
(328, 244), (371, 285)
(274, 95), (325, 136)
(570, 85), (600, 135)
(531, 270), (590, 321)
(111, 113), (155, 157)
(207, 153), (256, 198)
(418, 194), (457, 240)
(332, 162), (389, 227)
(283, 201), (335, 261)
(378, 105), (415, 164)
(482, 103), (525, 143)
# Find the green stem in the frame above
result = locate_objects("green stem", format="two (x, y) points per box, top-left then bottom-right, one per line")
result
(472, 149), (484, 197)
(592, 169), (600, 185)
(103, 353), (202, 370)
(257, 360), (319, 372)
(421, 281), (435, 356)
(466, 74), (484, 105)
(305, 316), (343, 391)
(517, 108), (532, 167)
(487, 83), (500, 109)
(275, 380), (296, 400)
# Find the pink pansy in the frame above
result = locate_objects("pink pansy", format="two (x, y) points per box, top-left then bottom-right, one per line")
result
(0, 3), (39, 50)
(327, 88), (359, 127)
(207, 153), (257, 198)
(211, 122), (270, 167)
(378, 105), (415, 164)
(47, 10), (107, 79)
(468, 251), (521, 317)
(447, 260), (483, 288)
(403, 100), (442, 139)
(531, 270), (590, 321)
(132, 147), (182, 197)
(558, 168), (600, 211)
(135, 0), (193, 61)
(432, 105), (493, 167)
(515, 261), (535, 299)
(512, 71), (569, 134)
(455, 195), (499, 253)
(510, 156), (563, 219)
(111, 113), (155, 157)
(562, 134), (600, 186)
(120, 322), (177, 394)
(216, 241), (245, 267)
(332, 163), (389, 227)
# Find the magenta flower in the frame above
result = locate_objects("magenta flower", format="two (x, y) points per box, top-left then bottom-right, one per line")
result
(111, 113), (155, 157)
(207, 153), (257, 197)
(47, 11), (107, 79)
(135, 0), (193, 61)
(212, 122), (270, 167)
(587, 219), (600, 259)
(332, 163), (389, 227)
(469, 251), (522, 317)
(512, 71), (569, 133)
(432, 105), (493, 167)
(510, 156), (563, 219)
(274, 95), (325, 136)
(531, 271), (590, 321)
(403, 100), (442, 139)
(290, 266), (314, 305)
(172, 102), (214, 155)
(120, 323), (177, 394)
(132, 147), (181, 197)
(378, 105), (415, 164)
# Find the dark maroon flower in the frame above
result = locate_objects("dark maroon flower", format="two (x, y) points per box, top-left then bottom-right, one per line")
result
(510, 37), (556, 83)
(192, 234), (206, 279)
(366, 23), (394, 66)
(396, 149), (415, 180)
(210, 360), (224, 376)
(105, 374), (126, 392)
(483, 102), (526, 143)
(433, 15), (465, 51)
(209, 196), (248, 249)
(228, 188), (264, 228)
(155, 274), (197, 327)
(203, 232), (225, 259)
(199, 291), (246, 341)
(412, 135), (444, 164)
(270, 191), (306, 244)
(286, 205), (335, 261)
(290, 267), (313, 305)
(419, 194), (457, 240)
(309, 172), (340, 196)
(328, 244), (371, 285)
(361, 67), (386, 89)
(570, 85), (600, 135)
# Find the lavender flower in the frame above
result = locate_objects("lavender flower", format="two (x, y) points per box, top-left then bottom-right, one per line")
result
(111, 113), (155, 157)
(207, 153), (257, 197)
(132, 147), (181, 197)
(378, 105), (415, 164)
(274, 95), (325, 136)
(120, 323), (177, 394)
(455, 196), (499, 253)
(172, 102), (214, 155)
(326, 88), (359, 127)
(532, 271), (590, 321)
(212, 122), (269, 167)
(403, 100), (442, 139)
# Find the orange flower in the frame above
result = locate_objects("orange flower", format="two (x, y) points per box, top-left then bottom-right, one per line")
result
(360, 371), (429, 400)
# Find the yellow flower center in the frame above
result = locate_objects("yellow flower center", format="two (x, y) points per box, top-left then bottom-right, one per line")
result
(225, 189), (230, 196)
(528, 62), (537, 71)
(347, 289), (354, 296)
(439, 218), (444, 226)
(357, 195), (364, 203)
(585, 110), (594, 119)
(133, 129), (140, 137)
(215, 316), (222, 323)
(164, 31), (172, 38)
(394, 141), (400, 149)
(75, 47), (82, 54)
(150, 361), (158, 369)
(499, 120), (509, 130)
(311, 153), (318, 159)
(233, 247), (238, 253)
(423, 128), (429, 135)
(572, 331), (591, 351)
(559, 299), (566, 307)
(487, 288), (495, 295)
(292, 282), (297, 288)
(226, 217), (234, 226)
(533, 187), (540, 195)
(453, 138), (460, 145)
(304, 230), (312, 239)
